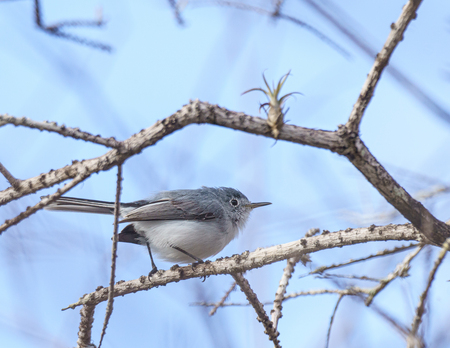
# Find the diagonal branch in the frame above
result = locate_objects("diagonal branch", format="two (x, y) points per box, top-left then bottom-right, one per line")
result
(326, 295), (344, 348)
(342, 136), (449, 245)
(0, 101), (343, 208)
(0, 162), (21, 189)
(196, 0), (350, 57)
(346, 0), (423, 132)
(365, 245), (424, 306)
(304, 0), (450, 124)
(0, 114), (122, 148)
(34, 0), (112, 52)
(208, 282), (236, 316)
(408, 239), (450, 346)
(232, 273), (280, 347)
(0, 169), (91, 233)
(272, 256), (301, 332)
(306, 242), (418, 276)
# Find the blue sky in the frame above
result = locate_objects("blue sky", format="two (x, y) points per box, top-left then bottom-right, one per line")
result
(1, 1), (450, 347)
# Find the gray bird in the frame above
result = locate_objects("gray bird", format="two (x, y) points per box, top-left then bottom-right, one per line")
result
(44, 187), (271, 275)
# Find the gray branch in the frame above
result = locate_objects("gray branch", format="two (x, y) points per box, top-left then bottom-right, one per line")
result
(0, 114), (121, 148)
(76, 305), (96, 348)
(232, 273), (280, 347)
(62, 223), (421, 310)
(346, 0), (423, 132)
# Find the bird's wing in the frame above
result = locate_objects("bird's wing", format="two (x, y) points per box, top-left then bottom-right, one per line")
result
(119, 198), (219, 223)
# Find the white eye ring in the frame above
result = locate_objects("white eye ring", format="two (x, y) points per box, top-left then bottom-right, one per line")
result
(230, 198), (239, 207)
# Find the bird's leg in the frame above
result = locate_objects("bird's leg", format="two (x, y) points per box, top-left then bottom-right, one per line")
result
(146, 242), (158, 278)
(170, 245), (208, 281)
(170, 245), (203, 263)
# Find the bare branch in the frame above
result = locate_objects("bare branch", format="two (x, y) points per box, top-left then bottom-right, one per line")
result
(167, 0), (185, 25)
(305, 243), (418, 276)
(232, 273), (280, 347)
(193, 0), (350, 57)
(98, 164), (123, 348)
(342, 136), (450, 245)
(365, 245), (424, 306)
(408, 239), (450, 346)
(272, 0), (285, 17)
(194, 301), (258, 308)
(76, 305), (96, 348)
(346, 185), (450, 225)
(208, 282), (236, 316)
(316, 274), (381, 282)
(326, 295), (344, 348)
(194, 288), (367, 308)
(304, 0), (450, 124)
(34, 0), (112, 52)
(0, 114), (122, 148)
(345, 0), (423, 132)
(272, 256), (301, 332)
(0, 169), (91, 234)
(0, 162), (21, 189)
(1, 99), (447, 246)
(283, 288), (368, 302)
(0, 101), (343, 208)
(62, 223), (420, 310)
(369, 302), (411, 338)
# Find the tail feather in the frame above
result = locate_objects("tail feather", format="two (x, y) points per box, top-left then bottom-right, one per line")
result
(43, 197), (116, 215)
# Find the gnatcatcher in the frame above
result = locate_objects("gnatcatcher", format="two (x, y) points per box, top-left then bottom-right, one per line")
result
(44, 187), (271, 275)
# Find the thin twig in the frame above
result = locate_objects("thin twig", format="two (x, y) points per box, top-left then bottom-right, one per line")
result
(345, 0), (423, 132)
(272, 0), (285, 17)
(346, 185), (450, 225)
(209, 282), (236, 316)
(369, 302), (411, 338)
(0, 114), (122, 148)
(236, 227), (314, 329)
(408, 239), (450, 347)
(232, 273), (280, 347)
(325, 295), (344, 348)
(167, 0), (185, 25)
(0, 170), (91, 234)
(76, 305), (96, 348)
(316, 274), (381, 282)
(302, 243), (418, 277)
(283, 288), (367, 302)
(193, 0), (350, 57)
(194, 288), (367, 308)
(365, 245), (424, 306)
(0, 162), (21, 189)
(98, 164), (123, 348)
(34, 0), (112, 52)
(194, 301), (255, 308)
(272, 256), (301, 332)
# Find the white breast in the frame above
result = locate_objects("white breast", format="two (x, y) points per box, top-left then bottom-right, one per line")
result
(133, 220), (239, 263)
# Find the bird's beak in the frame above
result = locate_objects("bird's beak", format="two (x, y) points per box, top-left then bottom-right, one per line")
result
(245, 202), (272, 209)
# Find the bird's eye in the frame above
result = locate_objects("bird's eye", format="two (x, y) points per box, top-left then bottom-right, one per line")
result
(230, 198), (239, 207)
